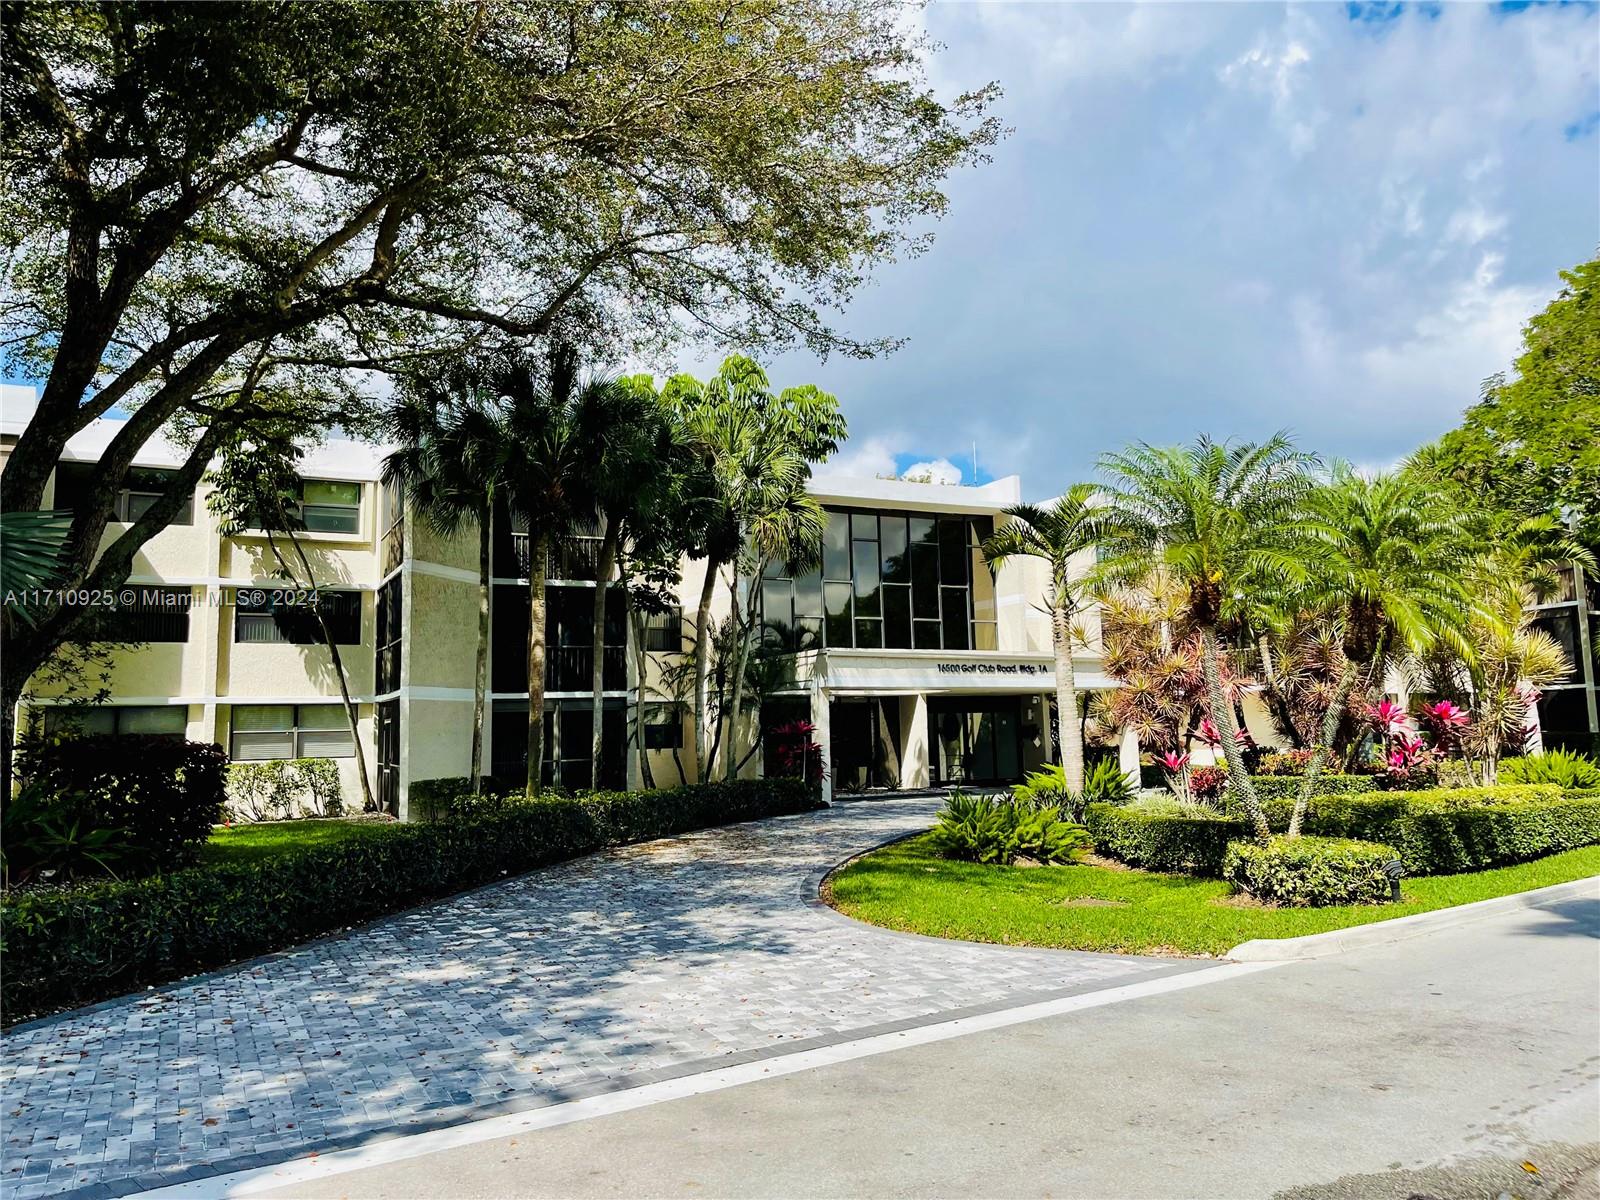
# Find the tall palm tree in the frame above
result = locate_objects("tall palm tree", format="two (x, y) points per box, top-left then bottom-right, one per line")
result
(1284, 465), (1469, 833)
(669, 358), (844, 780)
(494, 348), (610, 797)
(383, 365), (506, 791)
(1099, 434), (1320, 838)
(980, 484), (1110, 793)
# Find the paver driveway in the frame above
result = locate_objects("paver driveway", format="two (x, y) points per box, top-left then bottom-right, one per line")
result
(2, 795), (1200, 1199)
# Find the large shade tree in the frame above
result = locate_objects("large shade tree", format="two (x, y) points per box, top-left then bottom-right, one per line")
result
(0, 0), (998, 780)
(1099, 435), (1320, 838)
(980, 485), (1111, 794)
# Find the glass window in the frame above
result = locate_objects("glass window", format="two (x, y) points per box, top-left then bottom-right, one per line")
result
(822, 511), (851, 580)
(232, 704), (353, 760)
(883, 585), (912, 649)
(942, 586), (970, 649)
(643, 704), (683, 750)
(911, 543), (940, 618)
(852, 541), (881, 616)
(939, 520), (968, 584)
(301, 479), (362, 534)
(850, 512), (878, 542)
(794, 568), (822, 620)
(854, 619), (883, 649)
(914, 619), (942, 649)
(645, 606), (683, 652)
(235, 590), (361, 645)
(42, 705), (185, 738)
(54, 461), (194, 525)
(881, 517), (909, 583)
(824, 582), (852, 646)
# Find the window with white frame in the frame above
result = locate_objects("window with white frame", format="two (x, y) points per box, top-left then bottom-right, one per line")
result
(231, 704), (353, 760)
(41, 705), (187, 738)
(299, 479), (362, 534)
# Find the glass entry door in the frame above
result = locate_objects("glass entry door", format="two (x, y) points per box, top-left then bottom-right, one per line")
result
(929, 697), (1024, 786)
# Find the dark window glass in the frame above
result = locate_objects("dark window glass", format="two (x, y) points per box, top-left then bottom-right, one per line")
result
(881, 517), (909, 583)
(43, 705), (186, 739)
(851, 512), (878, 542)
(852, 540), (881, 616)
(824, 582), (852, 646)
(794, 568), (822, 619)
(644, 704), (683, 749)
(235, 590), (360, 645)
(914, 619), (942, 649)
(376, 575), (402, 694)
(1536, 687), (1593, 736)
(823, 512), (850, 579)
(645, 605), (683, 652)
(910, 516), (937, 546)
(911, 544), (940, 617)
(54, 461), (193, 525)
(942, 586), (969, 649)
(939, 520), (968, 584)
(301, 480), (361, 534)
(854, 619), (882, 649)
(1531, 612), (1581, 681)
(884, 585), (912, 649)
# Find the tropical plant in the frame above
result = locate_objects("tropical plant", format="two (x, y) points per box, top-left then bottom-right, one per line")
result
(1, 783), (135, 888)
(1012, 763), (1071, 812)
(1500, 749), (1600, 790)
(930, 791), (1090, 866)
(980, 484), (1111, 793)
(668, 358), (844, 781)
(384, 361), (510, 791)
(1099, 434), (1321, 838)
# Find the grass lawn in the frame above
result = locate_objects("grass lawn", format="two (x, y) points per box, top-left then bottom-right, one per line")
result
(825, 833), (1600, 957)
(200, 818), (399, 866)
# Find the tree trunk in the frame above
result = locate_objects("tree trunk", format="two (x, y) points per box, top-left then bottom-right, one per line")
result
(1288, 659), (1361, 838)
(1199, 625), (1268, 839)
(723, 569), (755, 783)
(525, 532), (550, 797)
(589, 520), (619, 791)
(470, 503), (490, 792)
(274, 529), (377, 814)
(1052, 602), (1085, 794)
(627, 603), (653, 791)
(1, 679), (19, 802)
(691, 554), (721, 782)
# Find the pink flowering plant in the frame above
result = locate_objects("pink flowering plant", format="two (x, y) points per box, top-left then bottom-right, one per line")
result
(1159, 749), (1191, 803)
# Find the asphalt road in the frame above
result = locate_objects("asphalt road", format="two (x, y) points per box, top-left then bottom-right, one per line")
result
(257, 885), (1600, 1200)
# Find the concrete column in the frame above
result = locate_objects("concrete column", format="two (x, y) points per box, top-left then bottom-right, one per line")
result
(902, 693), (931, 789)
(1119, 723), (1141, 789)
(812, 677), (832, 806)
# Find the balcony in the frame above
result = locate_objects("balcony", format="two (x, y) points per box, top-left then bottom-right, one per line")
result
(501, 534), (605, 581)
(493, 642), (627, 693)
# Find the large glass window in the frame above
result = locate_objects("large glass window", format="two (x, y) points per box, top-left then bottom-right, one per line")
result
(235, 589), (361, 645)
(759, 507), (995, 651)
(231, 703), (352, 760)
(301, 480), (362, 534)
(42, 705), (187, 739)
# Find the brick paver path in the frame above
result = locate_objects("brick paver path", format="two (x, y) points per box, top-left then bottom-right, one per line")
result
(2, 796), (1198, 1199)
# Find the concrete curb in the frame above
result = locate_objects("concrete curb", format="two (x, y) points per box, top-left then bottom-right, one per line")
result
(1227, 874), (1600, 961)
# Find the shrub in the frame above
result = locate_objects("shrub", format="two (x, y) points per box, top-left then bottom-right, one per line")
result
(13, 735), (227, 874)
(1187, 765), (1227, 805)
(1, 783), (137, 887)
(1011, 764), (1070, 813)
(931, 792), (1090, 866)
(1501, 749), (1600, 791)
(1084, 802), (1251, 876)
(0, 778), (817, 1022)
(228, 758), (346, 821)
(1257, 750), (1316, 776)
(1082, 759), (1136, 805)
(1246, 774), (1379, 801)
(1223, 836), (1397, 907)
(294, 759), (344, 817)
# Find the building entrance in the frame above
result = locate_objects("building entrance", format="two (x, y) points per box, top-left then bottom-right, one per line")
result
(928, 696), (1024, 786)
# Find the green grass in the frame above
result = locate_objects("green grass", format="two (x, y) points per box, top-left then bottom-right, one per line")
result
(826, 834), (1600, 957)
(200, 818), (398, 866)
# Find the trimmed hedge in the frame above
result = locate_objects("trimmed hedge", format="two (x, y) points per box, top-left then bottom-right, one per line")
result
(1084, 803), (1250, 877)
(0, 779), (818, 1024)
(1224, 836), (1397, 907)
(1245, 774), (1378, 801)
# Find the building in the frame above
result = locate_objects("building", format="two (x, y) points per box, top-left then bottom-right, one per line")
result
(2, 388), (1155, 816)
(1528, 564), (1600, 753)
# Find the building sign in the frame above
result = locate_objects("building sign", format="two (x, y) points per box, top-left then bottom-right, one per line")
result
(935, 661), (1045, 677)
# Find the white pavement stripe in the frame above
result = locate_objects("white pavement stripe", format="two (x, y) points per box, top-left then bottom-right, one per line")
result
(134, 961), (1281, 1199)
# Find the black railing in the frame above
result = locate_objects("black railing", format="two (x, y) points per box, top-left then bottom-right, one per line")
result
(503, 534), (604, 581)
(545, 644), (627, 691)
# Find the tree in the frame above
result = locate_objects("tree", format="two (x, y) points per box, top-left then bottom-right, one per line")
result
(1416, 256), (1600, 555)
(1099, 435), (1320, 838)
(1283, 466), (1468, 834)
(980, 485), (1110, 793)
(668, 359), (844, 780)
(0, 1), (999, 778)
(207, 432), (376, 813)
(383, 364), (508, 790)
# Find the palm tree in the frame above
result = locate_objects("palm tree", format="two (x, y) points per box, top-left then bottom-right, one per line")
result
(383, 365), (506, 791)
(980, 484), (1110, 793)
(669, 358), (844, 780)
(1099, 434), (1320, 838)
(1283, 465), (1469, 833)
(494, 348), (610, 797)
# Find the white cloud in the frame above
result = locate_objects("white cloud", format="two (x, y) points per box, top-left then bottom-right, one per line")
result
(816, 435), (899, 479)
(899, 458), (964, 485)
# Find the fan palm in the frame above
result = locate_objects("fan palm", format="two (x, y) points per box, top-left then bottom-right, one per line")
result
(383, 364), (507, 791)
(981, 484), (1112, 793)
(1099, 434), (1320, 837)
(0, 510), (74, 621)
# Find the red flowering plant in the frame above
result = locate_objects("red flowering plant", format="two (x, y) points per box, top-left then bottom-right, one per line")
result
(1187, 765), (1228, 806)
(1418, 700), (1470, 756)
(1159, 749), (1192, 803)
(770, 721), (825, 788)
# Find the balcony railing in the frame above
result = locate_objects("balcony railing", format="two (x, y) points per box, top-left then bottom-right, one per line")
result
(503, 534), (604, 581)
(492, 643), (627, 693)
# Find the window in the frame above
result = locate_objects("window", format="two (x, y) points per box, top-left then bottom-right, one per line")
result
(643, 704), (683, 749)
(53, 461), (193, 525)
(644, 605), (683, 652)
(231, 704), (353, 760)
(300, 479), (362, 534)
(41, 705), (187, 739)
(234, 589), (361, 645)
(375, 575), (402, 694)
(73, 587), (192, 644)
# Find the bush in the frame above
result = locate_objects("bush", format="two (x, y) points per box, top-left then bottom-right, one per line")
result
(1082, 759), (1136, 804)
(1257, 750), (1316, 776)
(1246, 774), (1379, 801)
(228, 759), (346, 821)
(1501, 750), (1600, 791)
(1187, 766), (1227, 805)
(12, 736), (227, 874)
(1084, 802), (1251, 876)
(0, 778), (818, 1023)
(1223, 836), (1397, 907)
(931, 792), (1090, 866)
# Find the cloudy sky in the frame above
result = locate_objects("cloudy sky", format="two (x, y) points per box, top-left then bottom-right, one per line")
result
(686, 1), (1599, 493)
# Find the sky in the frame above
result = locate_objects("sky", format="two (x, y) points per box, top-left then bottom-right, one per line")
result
(679, 0), (1600, 494)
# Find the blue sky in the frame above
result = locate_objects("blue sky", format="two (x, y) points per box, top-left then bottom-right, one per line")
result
(680, 1), (1600, 492)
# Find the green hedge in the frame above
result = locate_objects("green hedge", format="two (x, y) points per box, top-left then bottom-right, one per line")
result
(1245, 774), (1378, 801)
(1084, 803), (1250, 877)
(0, 779), (817, 1024)
(1224, 836), (1398, 907)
